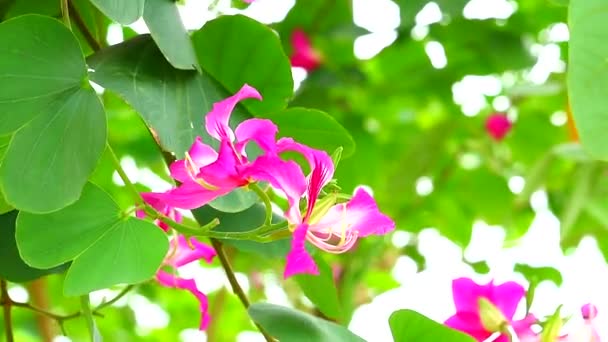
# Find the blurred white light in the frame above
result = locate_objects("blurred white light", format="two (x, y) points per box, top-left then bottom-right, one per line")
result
(128, 18), (150, 34)
(291, 67), (308, 92)
(424, 41), (447, 69)
(416, 2), (442, 26)
(531, 190), (549, 212)
(53, 337), (72, 342)
(353, 0), (401, 32)
(463, 0), (516, 20)
(415, 176), (434, 196)
(263, 272), (292, 306)
(551, 110), (568, 126)
(237, 331), (266, 342)
(130, 294), (169, 330)
(106, 23), (124, 45)
(492, 96), (511, 112)
(8, 285), (28, 303)
(180, 328), (207, 342)
(508, 176), (526, 194)
(354, 31), (398, 60)
(364, 117), (381, 133)
(459, 152), (482, 170)
(526, 44), (566, 84)
(392, 256), (418, 284)
(548, 22), (570, 43)
(411, 25), (429, 41)
(88, 80), (105, 95)
(392, 231), (412, 248)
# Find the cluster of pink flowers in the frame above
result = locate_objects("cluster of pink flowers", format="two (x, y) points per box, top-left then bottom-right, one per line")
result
(137, 84), (395, 330)
(446, 277), (601, 342)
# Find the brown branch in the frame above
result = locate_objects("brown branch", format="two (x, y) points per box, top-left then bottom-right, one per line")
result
(210, 239), (275, 342)
(27, 279), (53, 342)
(68, 0), (102, 52)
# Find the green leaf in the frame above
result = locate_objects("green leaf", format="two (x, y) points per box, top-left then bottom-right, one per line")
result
(541, 305), (563, 342)
(16, 183), (168, 296)
(89, 0), (144, 25)
(264, 108), (356, 157)
(560, 162), (600, 240)
(0, 15), (106, 213)
(192, 15), (293, 115)
(193, 204), (289, 258)
(208, 188), (258, 213)
(248, 302), (365, 342)
(568, 0), (608, 159)
(88, 35), (247, 157)
(294, 255), (342, 321)
(389, 309), (475, 342)
(0, 211), (68, 282)
(514, 263), (563, 286)
(143, 0), (198, 70)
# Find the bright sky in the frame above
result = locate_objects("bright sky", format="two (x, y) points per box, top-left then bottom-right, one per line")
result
(32, 1), (604, 341)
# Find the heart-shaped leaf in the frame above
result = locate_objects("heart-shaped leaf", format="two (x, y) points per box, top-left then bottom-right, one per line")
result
(293, 255), (343, 321)
(0, 211), (68, 282)
(192, 15), (293, 115)
(0, 15), (106, 213)
(88, 35), (247, 157)
(248, 302), (365, 342)
(89, 0), (144, 25)
(143, 0), (198, 70)
(16, 183), (168, 295)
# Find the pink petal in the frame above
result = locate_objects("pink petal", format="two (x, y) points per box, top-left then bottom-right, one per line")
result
(166, 235), (216, 268)
(156, 271), (211, 330)
(244, 155), (307, 224)
(582, 303), (599, 320)
(234, 118), (278, 155)
(204, 84), (262, 142)
(490, 281), (526, 320)
(197, 139), (247, 189)
(290, 29), (322, 71)
(485, 113), (512, 141)
(277, 138), (334, 220)
(512, 314), (538, 340)
(169, 137), (218, 183)
(153, 182), (232, 210)
(445, 312), (489, 341)
(139, 192), (183, 231)
(284, 224), (319, 278)
(452, 278), (490, 314)
(314, 187), (395, 237)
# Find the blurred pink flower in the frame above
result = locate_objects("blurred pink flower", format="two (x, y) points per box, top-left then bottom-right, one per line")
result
(245, 138), (394, 278)
(157, 235), (216, 330)
(485, 113), (512, 141)
(561, 304), (601, 342)
(137, 197), (216, 330)
(290, 29), (322, 71)
(142, 84), (279, 210)
(445, 278), (535, 342)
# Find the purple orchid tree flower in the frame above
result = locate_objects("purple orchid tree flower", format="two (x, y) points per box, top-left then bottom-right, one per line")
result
(245, 138), (395, 278)
(445, 277), (536, 342)
(142, 84), (278, 210)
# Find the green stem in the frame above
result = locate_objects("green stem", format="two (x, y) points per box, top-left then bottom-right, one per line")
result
(95, 285), (133, 311)
(80, 295), (96, 342)
(60, 0), (71, 29)
(1, 280), (14, 342)
(249, 183), (273, 226)
(107, 143), (143, 206)
(210, 240), (275, 342)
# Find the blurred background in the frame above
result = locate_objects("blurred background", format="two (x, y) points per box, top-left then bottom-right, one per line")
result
(4, 0), (606, 341)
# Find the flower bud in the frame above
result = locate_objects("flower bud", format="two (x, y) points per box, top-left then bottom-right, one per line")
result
(479, 297), (508, 333)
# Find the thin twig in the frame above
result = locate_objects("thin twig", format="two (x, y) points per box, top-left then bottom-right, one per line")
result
(68, 0), (101, 52)
(1, 280), (14, 342)
(60, 0), (71, 29)
(210, 239), (275, 342)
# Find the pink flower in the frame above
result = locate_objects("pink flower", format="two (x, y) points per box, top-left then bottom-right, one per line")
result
(245, 138), (395, 278)
(136, 193), (182, 232)
(445, 278), (535, 342)
(142, 84), (279, 210)
(157, 235), (216, 330)
(137, 196), (216, 330)
(290, 29), (322, 71)
(560, 304), (601, 342)
(485, 113), (512, 141)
